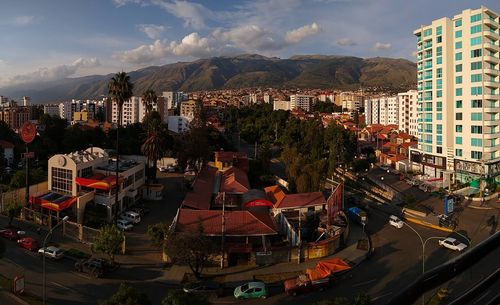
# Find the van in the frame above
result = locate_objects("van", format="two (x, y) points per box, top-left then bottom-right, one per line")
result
(121, 211), (141, 224)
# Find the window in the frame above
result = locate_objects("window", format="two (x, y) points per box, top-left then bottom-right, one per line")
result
(471, 151), (483, 159)
(456, 125), (463, 132)
(471, 113), (482, 121)
(424, 28), (432, 36)
(471, 13), (482, 23)
(437, 147), (442, 154)
(437, 113), (442, 120)
(436, 26), (442, 35)
(456, 113), (463, 120)
(80, 166), (93, 178)
(456, 149), (463, 157)
(456, 88), (463, 96)
(456, 137), (463, 144)
(437, 124), (442, 134)
(437, 90), (442, 97)
(471, 49), (482, 58)
(471, 86), (483, 95)
(436, 46), (442, 56)
(455, 41), (462, 49)
(51, 167), (73, 194)
(471, 74), (482, 82)
(471, 62), (482, 70)
(455, 19), (462, 27)
(456, 100), (463, 108)
(472, 99), (483, 107)
(456, 76), (463, 84)
(436, 68), (443, 78)
(436, 57), (442, 64)
(455, 52), (462, 60)
(437, 101), (442, 111)
(471, 37), (482, 46)
(437, 36), (442, 43)
(437, 79), (443, 89)
(455, 30), (462, 38)
(471, 126), (483, 134)
(134, 169), (144, 181)
(456, 64), (462, 72)
(471, 25), (482, 34)
(471, 138), (483, 147)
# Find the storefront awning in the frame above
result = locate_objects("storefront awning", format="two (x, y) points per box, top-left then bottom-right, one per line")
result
(76, 173), (124, 191)
(30, 192), (77, 212)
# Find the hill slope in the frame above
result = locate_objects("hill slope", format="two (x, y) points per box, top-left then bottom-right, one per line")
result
(1, 55), (416, 103)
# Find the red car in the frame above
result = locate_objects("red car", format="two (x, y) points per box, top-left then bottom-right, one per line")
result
(0, 229), (20, 240)
(17, 237), (38, 251)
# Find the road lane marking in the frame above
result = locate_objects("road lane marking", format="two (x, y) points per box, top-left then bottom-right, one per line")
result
(351, 278), (377, 287)
(372, 291), (393, 301)
(473, 290), (491, 304)
(50, 281), (72, 291)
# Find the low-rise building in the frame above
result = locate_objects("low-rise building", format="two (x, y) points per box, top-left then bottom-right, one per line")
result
(0, 140), (14, 165)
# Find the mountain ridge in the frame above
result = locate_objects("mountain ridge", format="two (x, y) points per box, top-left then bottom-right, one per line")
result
(1, 54), (417, 103)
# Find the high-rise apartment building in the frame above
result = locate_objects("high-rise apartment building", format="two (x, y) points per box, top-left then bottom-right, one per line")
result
(0, 107), (30, 130)
(398, 90), (419, 137)
(290, 94), (314, 112)
(413, 7), (499, 182)
(364, 96), (398, 126)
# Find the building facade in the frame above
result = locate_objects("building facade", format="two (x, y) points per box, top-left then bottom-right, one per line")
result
(364, 96), (398, 126)
(413, 6), (500, 182)
(0, 107), (30, 130)
(398, 90), (419, 137)
(290, 94), (314, 112)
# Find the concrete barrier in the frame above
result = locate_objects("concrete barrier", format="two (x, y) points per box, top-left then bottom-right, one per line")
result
(405, 217), (453, 233)
(403, 207), (428, 218)
(465, 192), (498, 202)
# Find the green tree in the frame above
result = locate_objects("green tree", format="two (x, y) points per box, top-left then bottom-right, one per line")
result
(146, 223), (169, 247)
(9, 167), (46, 189)
(108, 72), (134, 221)
(141, 88), (157, 115)
(93, 225), (124, 265)
(164, 223), (214, 279)
(99, 282), (150, 305)
(4, 202), (22, 226)
(141, 112), (167, 182)
(162, 290), (211, 305)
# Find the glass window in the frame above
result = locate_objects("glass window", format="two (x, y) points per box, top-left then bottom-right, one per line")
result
(437, 90), (442, 97)
(471, 126), (483, 134)
(437, 113), (442, 120)
(456, 125), (463, 132)
(456, 113), (463, 120)
(471, 151), (482, 159)
(456, 76), (463, 84)
(471, 13), (482, 23)
(471, 113), (482, 121)
(471, 49), (482, 58)
(471, 62), (482, 70)
(471, 37), (482, 46)
(471, 74), (482, 82)
(437, 79), (443, 89)
(437, 36), (442, 43)
(455, 30), (462, 38)
(455, 41), (462, 49)
(436, 26), (442, 35)
(436, 46), (442, 56)
(437, 101), (442, 111)
(456, 100), (463, 108)
(456, 137), (463, 144)
(437, 135), (442, 145)
(51, 167), (73, 194)
(436, 68), (442, 78)
(471, 25), (482, 34)
(456, 88), (463, 96)
(436, 57), (442, 64)
(472, 99), (483, 108)
(437, 124), (442, 134)
(455, 19), (462, 27)
(471, 86), (483, 95)
(456, 149), (463, 157)
(471, 138), (483, 147)
(456, 64), (462, 72)
(424, 28), (432, 36)
(455, 52), (462, 60)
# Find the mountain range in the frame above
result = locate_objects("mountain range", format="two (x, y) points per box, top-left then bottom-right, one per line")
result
(1, 54), (417, 103)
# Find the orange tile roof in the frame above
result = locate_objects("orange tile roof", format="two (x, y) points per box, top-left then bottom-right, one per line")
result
(220, 167), (250, 193)
(388, 154), (408, 162)
(278, 192), (325, 209)
(181, 166), (218, 210)
(401, 141), (418, 149)
(264, 185), (286, 206)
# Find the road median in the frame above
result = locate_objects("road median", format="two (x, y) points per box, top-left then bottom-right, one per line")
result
(405, 216), (453, 233)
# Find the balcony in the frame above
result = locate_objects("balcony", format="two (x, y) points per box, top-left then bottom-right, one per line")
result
(484, 17), (499, 29)
(483, 55), (500, 64)
(484, 67), (500, 76)
(483, 93), (500, 100)
(485, 42), (500, 52)
(484, 30), (500, 41)
(483, 132), (499, 139)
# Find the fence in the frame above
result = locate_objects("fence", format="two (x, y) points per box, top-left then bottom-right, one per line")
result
(63, 220), (99, 245)
(0, 181), (48, 213)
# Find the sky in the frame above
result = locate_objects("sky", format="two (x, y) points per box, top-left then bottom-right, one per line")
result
(0, 0), (499, 88)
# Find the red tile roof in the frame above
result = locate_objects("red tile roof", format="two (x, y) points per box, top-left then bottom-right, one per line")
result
(175, 209), (278, 236)
(401, 141), (418, 149)
(278, 192), (326, 209)
(397, 132), (413, 140)
(264, 185), (286, 206)
(388, 154), (408, 162)
(220, 167), (250, 193)
(215, 151), (248, 163)
(181, 166), (217, 210)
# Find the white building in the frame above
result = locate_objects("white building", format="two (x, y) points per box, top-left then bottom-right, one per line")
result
(162, 91), (184, 110)
(273, 100), (291, 111)
(167, 116), (191, 133)
(364, 96), (398, 125)
(413, 6), (500, 182)
(22, 96), (31, 107)
(290, 94), (314, 112)
(44, 104), (60, 117)
(398, 90), (419, 137)
(263, 93), (272, 104)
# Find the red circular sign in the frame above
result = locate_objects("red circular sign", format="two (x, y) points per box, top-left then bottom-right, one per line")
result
(21, 122), (37, 143)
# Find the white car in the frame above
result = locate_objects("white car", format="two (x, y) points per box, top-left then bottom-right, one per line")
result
(117, 219), (133, 231)
(121, 211), (141, 224)
(388, 215), (404, 229)
(438, 237), (467, 252)
(38, 246), (64, 259)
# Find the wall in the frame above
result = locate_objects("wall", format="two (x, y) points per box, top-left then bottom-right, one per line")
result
(0, 181), (48, 212)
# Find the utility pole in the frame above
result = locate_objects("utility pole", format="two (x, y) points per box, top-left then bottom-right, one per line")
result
(274, 122), (278, 142)
(220, 192), (225, 269)
(25, 143), (29, 206)
(297, 210), (301, 264)
(254, 142), (257, 160)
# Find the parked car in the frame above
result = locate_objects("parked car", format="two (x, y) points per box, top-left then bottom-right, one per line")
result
(439, 237), (467, 252)
(234, 282), (268, 299)
(284, 275), (330, 296)
(116, 219), (133, 231)
(17, 237), (38, 251)
(74, 258), (110, 278)
(130, 206), (150, 216)
(388, 215), (404, 229)
(38, 246), (64, 259)
(183, 281), (224, 297)
(0, 228), (20, 240)
(419, 184), (431, 192)
(379, 165), (389, 171)
(120, 211), (141, 224)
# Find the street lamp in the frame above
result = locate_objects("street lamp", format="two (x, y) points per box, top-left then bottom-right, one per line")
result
(402, 221), (472, 305)
(43, 216), (69, 305)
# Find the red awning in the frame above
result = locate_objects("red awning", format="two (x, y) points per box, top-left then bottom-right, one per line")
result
(76, 173), (124, 191)
(244, 199), (274, 208)
(29, 192), (77, 212)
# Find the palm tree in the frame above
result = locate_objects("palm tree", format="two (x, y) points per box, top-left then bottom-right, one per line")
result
(141, 115), (167, 183)
(141, 88), (157, 115)
(108, 72), (133, 222)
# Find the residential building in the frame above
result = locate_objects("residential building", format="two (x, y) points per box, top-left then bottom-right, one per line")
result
(44, 104), (60, 117)
(263, 93), (272, 104)
(398, 90), (419, 137)
(167, 116), (191, 133)
(273, 100), (290, 111)
(0, 140), (14, 165)
(339, 92), (363, 110)
(0, 106), (30, 130)
(180, 99), (201, 119)
(290, 94), (314, 112)
(22, 96), (31, 107)
(413, 6), (500, 182)
(73, 110), (94, 123)
(364, 96), (398, 126)
(162, 91), (184, 110)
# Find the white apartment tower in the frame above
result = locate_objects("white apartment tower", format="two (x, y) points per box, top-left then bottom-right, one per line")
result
(398, 90), (419, 137)
(290, 94), (314, 112)
(364, 96), (398, 126)
(414, 6), (500, 182)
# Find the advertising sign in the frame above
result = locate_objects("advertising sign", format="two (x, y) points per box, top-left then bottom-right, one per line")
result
(327, 182), (344, 225)
(444, 195), (454, 215)
(21, 122), (37, 144)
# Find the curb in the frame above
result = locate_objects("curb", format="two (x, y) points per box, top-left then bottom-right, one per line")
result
(405, 217), (453, 233)
(466, 204), (497, 210)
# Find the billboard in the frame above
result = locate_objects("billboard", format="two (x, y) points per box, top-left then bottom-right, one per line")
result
(327, 182), (344, 225)
(444, 195), (454, 215)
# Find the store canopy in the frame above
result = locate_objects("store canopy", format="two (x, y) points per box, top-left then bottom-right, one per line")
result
(76, 173), (123, 191)
(30, 192), (77, 212)
(306, 258), (351, 281)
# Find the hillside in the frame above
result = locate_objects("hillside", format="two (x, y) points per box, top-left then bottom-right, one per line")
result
(0, 54), (417, 103)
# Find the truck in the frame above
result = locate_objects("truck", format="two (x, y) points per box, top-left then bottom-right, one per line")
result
(348, 207), (367, 225)
(284, 258), (351, 296)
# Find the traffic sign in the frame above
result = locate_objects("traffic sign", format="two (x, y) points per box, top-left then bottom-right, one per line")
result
(21, 122), (37, 144)
(13, 275), (25, 294)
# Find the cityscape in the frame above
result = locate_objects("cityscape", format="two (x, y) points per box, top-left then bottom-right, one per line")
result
(0, 1), (499, 305)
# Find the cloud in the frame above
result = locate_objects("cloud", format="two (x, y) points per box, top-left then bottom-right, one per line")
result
(152, 0), (210, 29)
(373, 42), (392, 50)
(284, 22), (321, 44)
(113, 0), (145, 7)
(169, 33), (217, 57)
(113, 40), (170, 64)
(0, 58), (100, 87)
(0, 59), (6, 66)
(14, 16), (36, 26)
(411, 51), (418, 57)
(337, 38), (356, 46)
(137, 24), (166, 39)
(214, 25), (285, 51)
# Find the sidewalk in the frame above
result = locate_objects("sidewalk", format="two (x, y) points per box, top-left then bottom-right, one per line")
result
(464, 195), (500, 210)
(162, 224), (370, 287)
